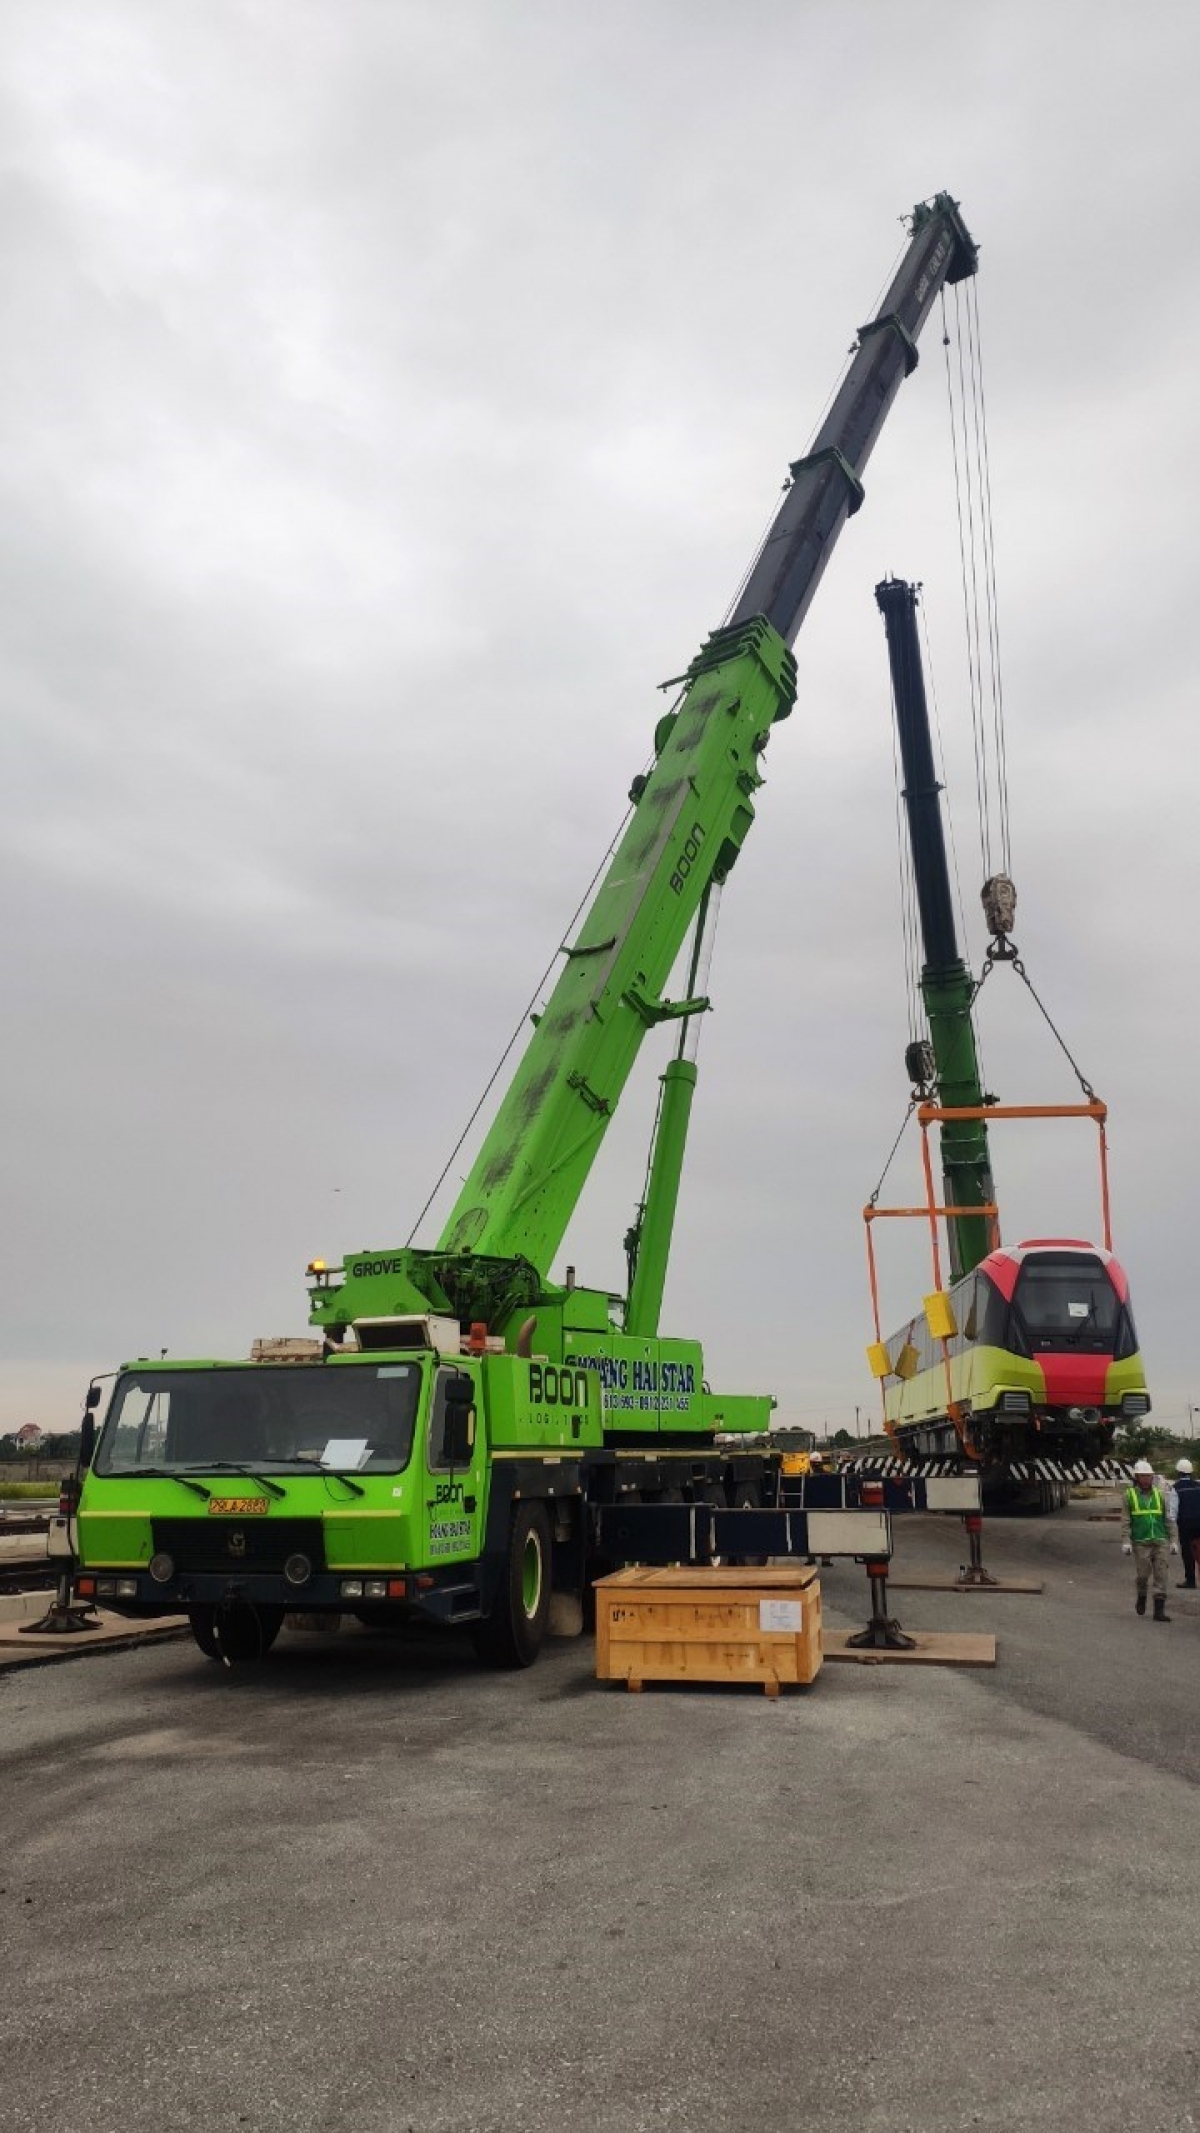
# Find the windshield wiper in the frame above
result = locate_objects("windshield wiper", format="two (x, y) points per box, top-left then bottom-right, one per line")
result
(114, 1467), (212, 1500)
(186, 1463), (288, 1500)
(273, 1455), (366, 1499)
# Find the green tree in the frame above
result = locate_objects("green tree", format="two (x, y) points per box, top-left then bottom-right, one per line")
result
(1115, 1422), (1178, 1464)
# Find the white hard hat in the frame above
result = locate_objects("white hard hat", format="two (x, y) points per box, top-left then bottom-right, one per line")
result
(1132, 1458), (1154, 1476)
(1176, 1458), (1194, 1476)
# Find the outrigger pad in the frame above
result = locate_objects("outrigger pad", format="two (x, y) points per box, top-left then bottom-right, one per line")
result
(17, 1604), (100, 1636)
(886, 1576), (1043, 1594)
(825, 1630), (997, 1666)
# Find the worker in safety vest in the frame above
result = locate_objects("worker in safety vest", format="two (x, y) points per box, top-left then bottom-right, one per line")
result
(1171, 1457), (1200, 1590)
(1121, 1458), (1178, 1620)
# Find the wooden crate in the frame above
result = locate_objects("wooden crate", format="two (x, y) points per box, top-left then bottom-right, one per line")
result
(594, 1564), (822, 1696)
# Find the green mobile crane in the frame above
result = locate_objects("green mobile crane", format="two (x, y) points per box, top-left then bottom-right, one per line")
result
(69, 197), (978, 1668)
(875, 576), (995, 1279)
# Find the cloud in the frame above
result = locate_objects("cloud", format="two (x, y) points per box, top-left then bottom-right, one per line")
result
(2, 0), (1198, 1436)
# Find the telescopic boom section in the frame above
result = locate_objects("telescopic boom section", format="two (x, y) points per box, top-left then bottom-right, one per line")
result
(875, 576), (994, 1279)
(732, 194), (977, 643)
(439, 619), (797, 1270)
(439, 196), (977, 1281)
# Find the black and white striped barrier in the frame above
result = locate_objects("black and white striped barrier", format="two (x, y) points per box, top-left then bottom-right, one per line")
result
(845, 1454), (1134, 1486)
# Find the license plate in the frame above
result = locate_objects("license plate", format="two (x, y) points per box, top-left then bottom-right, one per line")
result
(207, 1497), (271, 1516)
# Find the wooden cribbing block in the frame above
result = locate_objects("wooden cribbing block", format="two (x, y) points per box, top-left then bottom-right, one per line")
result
(822, 1630), (996, 1666)
(594, 1565), (822, 1695)
(887, 1577), (1042, 1594)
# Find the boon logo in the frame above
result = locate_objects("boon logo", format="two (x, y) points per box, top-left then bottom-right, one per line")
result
(349, 1255), (405, 1279)
(528, 1364), (591, 1408)
(669, 821), (706, 895)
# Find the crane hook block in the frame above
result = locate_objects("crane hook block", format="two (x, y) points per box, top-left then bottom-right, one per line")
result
(905, 1039), (936, 1089)
(981, 873), (1017, 938)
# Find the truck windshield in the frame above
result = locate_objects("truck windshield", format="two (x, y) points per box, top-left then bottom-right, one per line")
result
(1012, 1255), (1119, 1352)
(95, 1365), (422, 1476)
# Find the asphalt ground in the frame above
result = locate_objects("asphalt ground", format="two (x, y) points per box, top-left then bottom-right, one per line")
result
(2, 1497), (1197, 2133)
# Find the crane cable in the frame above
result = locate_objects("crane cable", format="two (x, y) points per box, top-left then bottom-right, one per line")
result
(941, 282), (1013, 888)
(964, 275), (1013, 872)
(941, 284), (1098, 1104)
(970, 949), (1097, 1102)
(866, 1097), (919, 1210)
(404, 797), (637, 1245)
(869, 277), (1098, 1218)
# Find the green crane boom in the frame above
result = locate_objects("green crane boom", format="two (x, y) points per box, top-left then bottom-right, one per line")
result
(438, 617), (796, 1268)
(314, 195), (977, 1346)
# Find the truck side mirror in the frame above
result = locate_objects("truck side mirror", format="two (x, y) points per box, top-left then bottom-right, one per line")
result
(444, 1373), (475, 1465)
(78, 1381), (104, 1470)
(446, 1411), (475, 1466)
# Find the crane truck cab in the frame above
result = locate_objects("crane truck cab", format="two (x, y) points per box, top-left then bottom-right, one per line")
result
(71, 1320), (604, 1667)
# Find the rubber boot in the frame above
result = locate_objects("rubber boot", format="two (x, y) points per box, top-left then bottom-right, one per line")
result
(1153, 1594), (1170, 1623)
(1136, 1591), (1146, 1615)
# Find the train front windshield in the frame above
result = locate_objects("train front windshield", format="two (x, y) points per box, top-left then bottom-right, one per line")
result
(1012, 1255), (1122, 1354)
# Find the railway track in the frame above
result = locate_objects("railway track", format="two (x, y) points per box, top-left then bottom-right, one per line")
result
(0, 1562), (57, 1596)
(0, 1514), (54, 1595)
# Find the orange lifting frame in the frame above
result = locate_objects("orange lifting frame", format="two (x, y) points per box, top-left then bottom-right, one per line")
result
(863, 1098), (1112, 1432)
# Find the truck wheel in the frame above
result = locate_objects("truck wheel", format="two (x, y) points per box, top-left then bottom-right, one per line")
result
(187, 1606), (221, 1661)
(192, 1600), (285, 1666)
(474, 1503), (551, 1669)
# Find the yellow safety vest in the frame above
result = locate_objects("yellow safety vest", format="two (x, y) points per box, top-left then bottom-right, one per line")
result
(1127, 1487), (1166, 1545)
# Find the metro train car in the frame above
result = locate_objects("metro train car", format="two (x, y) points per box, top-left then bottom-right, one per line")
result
(879, 1239), (1150, 1478)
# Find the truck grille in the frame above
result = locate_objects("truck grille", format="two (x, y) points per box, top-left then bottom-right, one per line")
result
(150, 1517), (327, 1576)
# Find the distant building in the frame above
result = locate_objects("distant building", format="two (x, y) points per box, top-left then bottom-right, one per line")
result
(14, 1424), (44, 1451)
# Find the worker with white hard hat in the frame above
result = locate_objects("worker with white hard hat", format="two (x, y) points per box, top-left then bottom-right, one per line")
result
(1171, 1456), (1200, 1591)
(1121, 1458), (1178, 1620)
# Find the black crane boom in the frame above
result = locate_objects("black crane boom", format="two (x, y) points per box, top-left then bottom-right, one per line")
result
(732, 193), (977, 647)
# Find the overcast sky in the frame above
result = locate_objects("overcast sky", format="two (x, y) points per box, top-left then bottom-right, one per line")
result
(3, 0), (1198, 1439)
